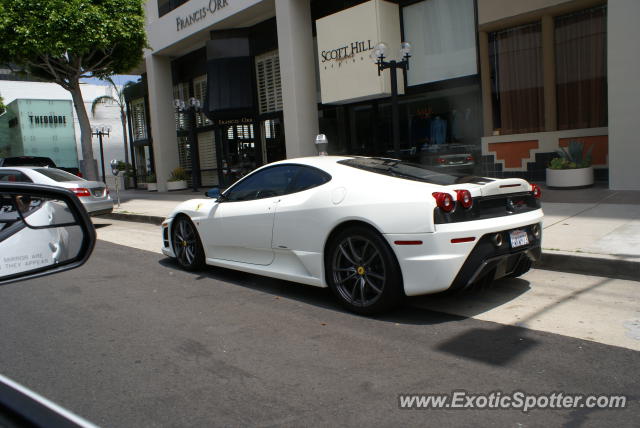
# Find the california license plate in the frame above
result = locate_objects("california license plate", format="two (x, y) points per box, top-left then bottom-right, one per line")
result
(509, 229), (529, 248)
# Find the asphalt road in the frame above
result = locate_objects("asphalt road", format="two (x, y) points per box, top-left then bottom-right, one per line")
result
(0, 241), (637, 427)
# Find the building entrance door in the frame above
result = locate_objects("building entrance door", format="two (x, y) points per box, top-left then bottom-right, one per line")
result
(219, 122), (259, 187)
(260, 117), (286, 164)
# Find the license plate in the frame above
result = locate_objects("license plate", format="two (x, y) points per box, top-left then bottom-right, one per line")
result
(509, 230), (529, 248)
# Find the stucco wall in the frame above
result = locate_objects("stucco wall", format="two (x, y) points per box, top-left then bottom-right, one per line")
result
(607, 0), (640, 189)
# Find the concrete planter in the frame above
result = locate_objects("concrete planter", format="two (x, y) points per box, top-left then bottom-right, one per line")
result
(147, 182), (158, 192)
(546, 166), (594, 188)
(167, 180), (187, 191)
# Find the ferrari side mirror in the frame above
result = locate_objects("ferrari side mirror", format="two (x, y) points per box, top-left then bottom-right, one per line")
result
(205, 187), (220, 199)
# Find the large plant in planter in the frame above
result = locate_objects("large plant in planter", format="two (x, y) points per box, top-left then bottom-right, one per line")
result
(167, 167), (189, 191)
(546, 140), (594, 188)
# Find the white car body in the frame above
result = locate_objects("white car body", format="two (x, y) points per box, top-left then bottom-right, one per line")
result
(162, 156), (543, 301)
(0, 167), (113, 216)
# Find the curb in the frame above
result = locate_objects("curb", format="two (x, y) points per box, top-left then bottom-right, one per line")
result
(97, 212), (165, 226)
(535, 251), (640, 281)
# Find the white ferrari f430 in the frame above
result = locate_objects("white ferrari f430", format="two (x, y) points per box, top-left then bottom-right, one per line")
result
(162, 156), (543, 314)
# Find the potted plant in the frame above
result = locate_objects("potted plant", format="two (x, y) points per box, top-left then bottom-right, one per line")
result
(147, 173), (157, 191)
(167, 167), (188, 191)
(546, 140), (594, 188)
(116, 161), (135, 189)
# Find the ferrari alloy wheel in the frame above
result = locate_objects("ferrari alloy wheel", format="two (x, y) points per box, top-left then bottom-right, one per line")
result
(327, 226), (403, 314)
(172, 216), (205, 271)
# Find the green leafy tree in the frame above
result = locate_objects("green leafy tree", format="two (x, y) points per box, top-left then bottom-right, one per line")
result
(91, 78), (137, 167)
(0, 95), (5, 115)
(0, 0), (147, 180)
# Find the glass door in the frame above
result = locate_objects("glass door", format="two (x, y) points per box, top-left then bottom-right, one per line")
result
(261, 118), (286, 164)
(220, 123), (258, 187)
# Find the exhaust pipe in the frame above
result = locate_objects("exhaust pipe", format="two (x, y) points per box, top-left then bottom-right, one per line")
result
(492, 233), (504, 247)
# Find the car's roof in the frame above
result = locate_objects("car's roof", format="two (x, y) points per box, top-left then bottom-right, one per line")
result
(0, 166), (54, 171)
(266, 155), (354, 173)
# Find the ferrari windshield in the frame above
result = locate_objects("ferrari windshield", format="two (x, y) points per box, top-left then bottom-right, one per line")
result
(338, 157), (493, 186)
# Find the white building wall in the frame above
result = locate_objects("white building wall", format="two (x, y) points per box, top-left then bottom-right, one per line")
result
(607, 0), (640, 190)
(0, 80), (128, 182)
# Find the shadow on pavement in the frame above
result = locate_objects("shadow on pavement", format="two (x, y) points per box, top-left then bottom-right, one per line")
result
(158, 257), (531, 329)
(411, 277), (532, 319)
(435, 324), (539, 366)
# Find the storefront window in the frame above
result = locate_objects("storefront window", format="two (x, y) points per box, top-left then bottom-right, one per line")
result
(403, 0), (477, 86)
(193, 75), (212, 127)
(489, 22), (544, 135)
(402, 85), (482, 172)
(173, 82), (189, 131)
(555, 6), (607, 130)
(130, 98), (147, 141)
(255, 50), (283, 115)
(177, 136), (191, 175)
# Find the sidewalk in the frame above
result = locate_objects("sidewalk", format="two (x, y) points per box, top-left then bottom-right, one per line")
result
(99, 184), (640, 281)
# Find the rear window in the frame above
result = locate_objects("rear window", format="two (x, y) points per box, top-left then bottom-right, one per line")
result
(338, 158), (493, 186)
(0, 170), (32, 183)
(34, 168), (85, 182)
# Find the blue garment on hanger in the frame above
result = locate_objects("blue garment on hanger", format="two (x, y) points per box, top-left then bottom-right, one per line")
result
(431, 117), (447, 145)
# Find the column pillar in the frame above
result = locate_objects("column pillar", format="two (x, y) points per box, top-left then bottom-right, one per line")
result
(145, 54), (177, 192)
(275, 0), (319, 158)
(608, 0), (640, 189)
(478, 31), (493, 137)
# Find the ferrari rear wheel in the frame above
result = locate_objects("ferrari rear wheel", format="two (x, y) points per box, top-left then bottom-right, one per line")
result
(172, 215), (205, 271)
(327, 226), (403, 315)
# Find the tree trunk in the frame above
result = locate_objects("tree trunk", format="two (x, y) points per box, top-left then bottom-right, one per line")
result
(69, 82), (99, 181)
(120, 108), (129, 166)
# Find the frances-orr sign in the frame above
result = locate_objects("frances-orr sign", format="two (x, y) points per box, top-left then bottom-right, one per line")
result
(176, 0), (229, 32)
(316, 0), (403, 104)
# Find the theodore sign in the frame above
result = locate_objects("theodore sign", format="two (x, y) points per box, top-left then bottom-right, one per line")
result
(316, 0), (403, 104)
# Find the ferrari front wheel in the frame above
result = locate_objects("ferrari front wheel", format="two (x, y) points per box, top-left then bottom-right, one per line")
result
(326, 226), (403, 315)
(171, 215), (205, 271)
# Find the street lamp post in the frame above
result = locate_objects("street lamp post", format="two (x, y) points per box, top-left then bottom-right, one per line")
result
(371, 42), (412, 158)
(174, 97), (201, 192)
(91, 124), (111, 183)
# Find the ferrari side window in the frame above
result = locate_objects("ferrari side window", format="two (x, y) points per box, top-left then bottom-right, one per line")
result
(288, 166), (331, 194)
(225, 165), (299, 202)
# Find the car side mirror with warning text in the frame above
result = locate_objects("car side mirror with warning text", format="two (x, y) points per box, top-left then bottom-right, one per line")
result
(0, 183), (96, 286)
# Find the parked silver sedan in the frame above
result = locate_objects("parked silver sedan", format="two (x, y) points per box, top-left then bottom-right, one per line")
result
(0, 167), (113, 216)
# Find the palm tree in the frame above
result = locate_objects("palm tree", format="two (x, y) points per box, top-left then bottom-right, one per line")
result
(91, 77), (136, 167)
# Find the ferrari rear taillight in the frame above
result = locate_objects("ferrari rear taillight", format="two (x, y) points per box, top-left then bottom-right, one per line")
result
(531, 183), (542, 199)
(432, 192), (455, 212)
(455, 189), (473, 209)
(70, 188), (91, 197)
